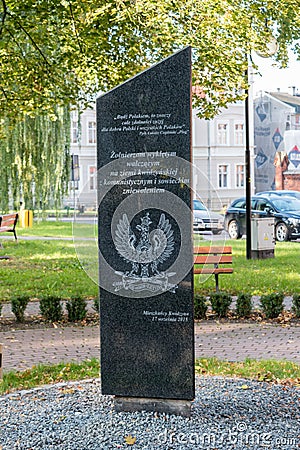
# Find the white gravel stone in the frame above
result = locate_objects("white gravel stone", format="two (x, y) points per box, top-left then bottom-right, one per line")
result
(0, 377), (299, 449)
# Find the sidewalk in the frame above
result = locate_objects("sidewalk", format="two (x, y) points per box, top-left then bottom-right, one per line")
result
(1, 233), (299, 373)
(1, 315), (300, 372)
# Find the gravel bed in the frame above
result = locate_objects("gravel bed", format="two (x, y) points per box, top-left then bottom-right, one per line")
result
(0, 376), (299, 449)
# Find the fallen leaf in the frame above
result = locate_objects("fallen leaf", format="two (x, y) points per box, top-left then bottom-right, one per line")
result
(59, 388), (75, 395)
(53, 415), (66, 424)
(124, 435), (136, 445)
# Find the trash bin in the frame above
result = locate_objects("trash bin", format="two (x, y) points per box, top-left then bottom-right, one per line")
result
(251, 217), (275, 259)
(19, 210), (33, 228)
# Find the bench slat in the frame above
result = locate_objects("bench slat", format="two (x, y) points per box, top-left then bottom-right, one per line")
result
(194, 268), (233, 275)
(194, 255), (232, 265)
(193, 245), (233, 291)
(0, 213), (18, 241)
(194, 246), (232, 254)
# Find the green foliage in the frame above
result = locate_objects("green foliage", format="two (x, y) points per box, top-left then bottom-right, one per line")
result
(93, 297), (100, 313)
(66, 296), (87, 322)
(236, 293), (252, 318)
(292, 294), (300, 318)
(0, 1), (299, 208)
(11, 295), (30, 322)
(209, 291), (232, 318)
(0, 1), (299, 119)
(194, 293), (208, 320)
(39, 296), (63, 322)
(0, 106), (70, 211)
(260, 293), (284, 319)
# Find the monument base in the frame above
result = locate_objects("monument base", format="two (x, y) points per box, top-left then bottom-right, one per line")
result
(114, 396), (192, 417)
(250, 249), (275, 259)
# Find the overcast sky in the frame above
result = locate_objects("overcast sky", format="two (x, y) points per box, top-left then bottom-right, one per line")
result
(252, 50), (300, 97)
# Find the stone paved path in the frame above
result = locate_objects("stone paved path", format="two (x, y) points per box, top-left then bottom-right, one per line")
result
(1, 321), (300, 372)
(194, 322), (300, 361)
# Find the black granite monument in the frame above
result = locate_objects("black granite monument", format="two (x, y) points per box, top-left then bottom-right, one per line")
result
(97, 47), (194, 412)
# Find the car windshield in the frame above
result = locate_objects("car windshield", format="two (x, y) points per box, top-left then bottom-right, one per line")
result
(193, 200), (207, 211)
(272, 198), (300, 212)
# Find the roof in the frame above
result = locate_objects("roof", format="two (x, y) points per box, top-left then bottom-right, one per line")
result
(268, 92), (300, 110)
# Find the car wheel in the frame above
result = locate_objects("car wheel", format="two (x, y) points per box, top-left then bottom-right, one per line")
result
(275, 222), (289, 242)
(228, 220), (241, 239)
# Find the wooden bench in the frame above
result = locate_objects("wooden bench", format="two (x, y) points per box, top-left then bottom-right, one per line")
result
(194, 245), (233, 291)
(0, 213), (18, 241)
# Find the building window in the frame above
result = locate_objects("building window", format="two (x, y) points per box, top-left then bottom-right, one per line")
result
(236, 164), (245, 188)
(217, 123), (229, 145)
(89, 166), (97, 190)
(71, 120), (78, 143)
(234, 123), (244, 145)
(218, 164), (229, 188)
(71, 155), (80, 182)
(88, 121), (96, 144)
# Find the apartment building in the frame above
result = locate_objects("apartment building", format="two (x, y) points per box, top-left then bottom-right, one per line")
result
(65, 102), (254, 212)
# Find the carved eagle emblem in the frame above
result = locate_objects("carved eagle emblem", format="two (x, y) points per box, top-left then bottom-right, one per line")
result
(114, 212), (175, 278)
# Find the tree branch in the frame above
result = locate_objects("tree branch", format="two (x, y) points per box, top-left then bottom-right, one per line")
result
(69, 1), (83, 54)
(11, 14), (52, 68)
(0, 0), (8, 38)
(6, 27), (28, 62)
(0, 84), (10, 101)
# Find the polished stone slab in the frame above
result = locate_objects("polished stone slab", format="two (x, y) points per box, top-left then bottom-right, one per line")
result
(97, 47), (194, 401)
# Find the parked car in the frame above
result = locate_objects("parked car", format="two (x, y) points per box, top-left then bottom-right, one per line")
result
(256, 190), (300, 201)
(193, 199), (224, 234)
(224, 195), (300, 242)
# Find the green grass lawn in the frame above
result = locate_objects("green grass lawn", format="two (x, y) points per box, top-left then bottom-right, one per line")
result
(1, 357), (299, 394)
(194, 238), (300, 296)
(0, 228), (98, 300)
(0, 222), (299, 300)
(17, 220), (97, 238)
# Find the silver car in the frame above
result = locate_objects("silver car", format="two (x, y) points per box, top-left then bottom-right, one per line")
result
(193, 199), (224, 234)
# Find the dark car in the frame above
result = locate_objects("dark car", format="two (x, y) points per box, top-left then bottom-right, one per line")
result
(256, 190), (300, 201)
(224, 195), (300, 242)
(193, 199), (224, 234)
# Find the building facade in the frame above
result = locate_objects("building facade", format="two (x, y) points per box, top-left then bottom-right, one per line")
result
(192, 101), (254, 211)
(66, 108), (97, 209)
(65, 102), (254, 212)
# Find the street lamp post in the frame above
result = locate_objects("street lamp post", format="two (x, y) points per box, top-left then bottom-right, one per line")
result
(245, 36), (278, 259)
(245, 69), (252, 260)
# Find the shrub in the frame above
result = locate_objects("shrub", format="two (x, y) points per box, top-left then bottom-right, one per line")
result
(93, 297), (100, 313)
(11, 295), (30, 322)
(260, 293), (284, 319)
(292, 294), (300, 318)
(39, 296), (63, 322)
(209, 292), (232, 318)
(66, 296), (87, 322)
(194, 294), (208, 320)
(236, 293), (252, 318)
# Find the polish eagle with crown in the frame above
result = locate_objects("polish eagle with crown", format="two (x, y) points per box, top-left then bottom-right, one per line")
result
(113, 212), (177, 293)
